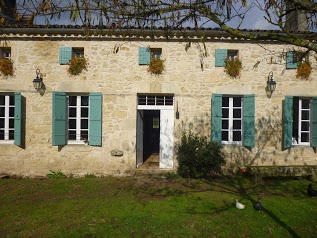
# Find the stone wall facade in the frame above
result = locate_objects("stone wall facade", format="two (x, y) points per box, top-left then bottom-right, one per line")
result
(0, 29), (316, 177)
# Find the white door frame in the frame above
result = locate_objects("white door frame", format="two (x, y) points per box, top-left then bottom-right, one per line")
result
(136, 105), (174, 169)
(136, 110), (144, 168)
(159, 109), (174, 168)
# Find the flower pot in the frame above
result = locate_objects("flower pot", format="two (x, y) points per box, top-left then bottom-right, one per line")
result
(239, 167), (248, 176)
(0, 58), (14, 76)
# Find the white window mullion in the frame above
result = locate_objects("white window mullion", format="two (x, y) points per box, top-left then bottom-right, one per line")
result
(221, 96), (242, 145)
(299, 99), (302, 143)
(0, 95), (14, 142)
(299, 99), (303, 144)
(298, 98), (310, 145)
(4, 96), (9, 140)
(76, 96), (81, 141)
(228, 98), (233, 142)
(304, 103), (310, 144)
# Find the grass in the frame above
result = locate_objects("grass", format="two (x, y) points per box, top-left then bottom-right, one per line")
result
(0, 175), (317, 238)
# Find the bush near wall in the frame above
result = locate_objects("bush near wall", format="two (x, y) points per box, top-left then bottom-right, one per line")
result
(176, 132), (225, 178)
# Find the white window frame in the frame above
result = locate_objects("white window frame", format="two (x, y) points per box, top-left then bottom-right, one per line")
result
(137, 95), (174, 110)
(0, 95), (14, 144)
(67, 95), (89, 145)
(293, 98), (311, 146)
(221, 96), (243, 145)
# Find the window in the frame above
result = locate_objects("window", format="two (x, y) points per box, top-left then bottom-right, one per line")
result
(52, 92), (102, 146)
(221, 96), (243, 144)
(293, 98), (310, 145)
(138, 95), (174, 106)
(0, 93), (22, 146)
(212, 94), (255, 148)
(153, 117), (159, 129)
(284, 96), (317, 148)
(0, 48), (11, 59)
(72, 48), (84, 58)
(215, 49), (239, 67)
(138, 47), (162, 65)
(0, 95), (15, 141)
(286, 51), (308, 69)
(59, 47), (84, 65)
(150, 48), (162, 59)
(68, 95), (89, 143)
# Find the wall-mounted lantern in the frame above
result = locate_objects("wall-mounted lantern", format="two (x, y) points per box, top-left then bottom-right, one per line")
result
(33, 69), (45, 96)
(266, 71), (277, 97)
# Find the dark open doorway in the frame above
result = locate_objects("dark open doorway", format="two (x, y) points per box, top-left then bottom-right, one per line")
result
(143, 110), (160, 162)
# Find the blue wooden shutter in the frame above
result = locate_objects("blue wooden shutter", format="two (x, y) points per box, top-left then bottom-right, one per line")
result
(311, 97), (317, 147)
(212, 94), (222, 144)
(215, 49), (227, 67)
(59, 47), (72, 65)
(286, 51), (298, 69)
(52, 92), (67, 146)
(243, 95), (255, 148)
(14, 92), (22, 146)
(138, 47), (150, 65)
(89, 92), (102, 146)
(283, 96), (293, 149)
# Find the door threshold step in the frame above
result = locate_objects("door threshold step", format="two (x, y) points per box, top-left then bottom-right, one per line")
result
(135, 169), (176, 175)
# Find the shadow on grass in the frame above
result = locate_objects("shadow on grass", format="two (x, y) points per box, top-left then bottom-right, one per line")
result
(188, 177), (302, 238)
(126, 175), (306, 237)
(235, 178), (301, 238)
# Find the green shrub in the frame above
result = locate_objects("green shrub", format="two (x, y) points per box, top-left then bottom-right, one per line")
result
(84, 173), (97, 178)
(47, 170), (67, 179)
(165, 172), (181, 179)
(176, 132), (225, 178)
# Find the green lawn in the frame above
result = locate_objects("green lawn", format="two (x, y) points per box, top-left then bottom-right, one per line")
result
(0, 175), (316, 238)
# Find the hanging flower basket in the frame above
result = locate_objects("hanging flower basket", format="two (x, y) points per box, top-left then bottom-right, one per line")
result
(224, 58), (242, 78)
(0, 58), (14, 76)
(148, 58), (165, 75)
(296, 62), (312, 80)
(67, 57), (88, 76)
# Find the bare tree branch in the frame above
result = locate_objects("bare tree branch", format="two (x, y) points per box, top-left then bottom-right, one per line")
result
(6, 0), (316, 52)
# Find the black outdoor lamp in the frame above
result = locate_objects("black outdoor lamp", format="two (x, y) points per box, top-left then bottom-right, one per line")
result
(267, 71), (277, 94)
(33, 69), (45, 96)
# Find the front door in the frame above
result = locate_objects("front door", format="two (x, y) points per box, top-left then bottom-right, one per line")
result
(136, 95), (174, 169)
(159, 109), (174, 168)
(136, 110), (144, 168)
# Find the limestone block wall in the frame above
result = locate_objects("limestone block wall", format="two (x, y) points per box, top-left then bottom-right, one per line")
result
(0, 33), (316, 177)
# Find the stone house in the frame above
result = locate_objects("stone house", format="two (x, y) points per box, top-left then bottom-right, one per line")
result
(0, 25), (316, 177)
